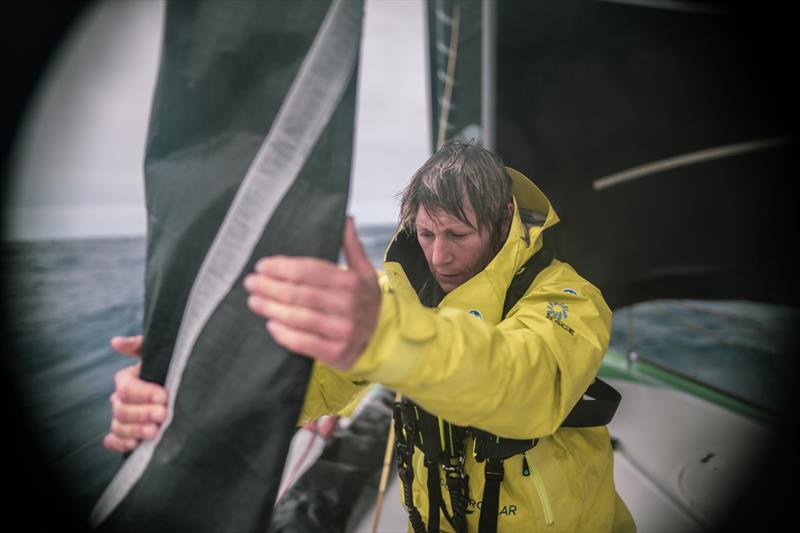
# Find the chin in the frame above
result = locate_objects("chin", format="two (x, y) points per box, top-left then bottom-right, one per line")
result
(437, 279), (459, 293)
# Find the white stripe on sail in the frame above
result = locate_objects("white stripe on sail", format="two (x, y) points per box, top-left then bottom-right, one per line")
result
(593, 138), (792, 191)
(90, 0), (363, 526)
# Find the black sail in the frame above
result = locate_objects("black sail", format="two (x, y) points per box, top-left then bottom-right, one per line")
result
(90, 1), (363, 532)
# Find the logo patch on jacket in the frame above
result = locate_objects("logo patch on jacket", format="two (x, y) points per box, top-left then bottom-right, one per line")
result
(546, 302), (568, 321)
(468, 309), (483, 320)
(562, 288), (578, 295)
(546, 302), (575, 335)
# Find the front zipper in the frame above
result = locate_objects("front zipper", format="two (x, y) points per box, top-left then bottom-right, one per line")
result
(523, 452), (555, 526)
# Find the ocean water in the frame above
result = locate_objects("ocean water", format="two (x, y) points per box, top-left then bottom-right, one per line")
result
(2, 236), (146, 521)
(608, 299), (797, 414)
(1, 228), (796, 522)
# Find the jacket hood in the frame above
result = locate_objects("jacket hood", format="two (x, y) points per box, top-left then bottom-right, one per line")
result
(504, 166), (560, 270)
(383, 167), (559, 324)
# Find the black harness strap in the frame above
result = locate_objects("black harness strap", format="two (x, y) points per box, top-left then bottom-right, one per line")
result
(445, 474), (469, 533)
(561, 378), (622, 428)
(393, 403), (426, 533)
(425, 458), (441, 533)
(502, 227), (557, 319)
(478, 459), (505, 533)
(442, 422), (469, 533)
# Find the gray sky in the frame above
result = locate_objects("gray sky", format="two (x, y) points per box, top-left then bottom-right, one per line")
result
(4, 0), (428, 240)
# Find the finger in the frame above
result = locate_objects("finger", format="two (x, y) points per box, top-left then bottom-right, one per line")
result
(110, 335), (143, 358)
(254, 256), (351, 288)
(112, 399), (167, 424)
(111, 419), (160, 440)
(343, 216), (374, 275)
(113, 364), (141, 392)
(243, 274), (349, 315)
(103, 433), (140, 453)
(316, 415), (340, 438)
(266, 320), (345, 365)
(248, 295), (351, 340)
(115, 368), (169, 405)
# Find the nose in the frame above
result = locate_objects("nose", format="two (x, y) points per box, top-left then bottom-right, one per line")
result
(431, 237), (453, 268)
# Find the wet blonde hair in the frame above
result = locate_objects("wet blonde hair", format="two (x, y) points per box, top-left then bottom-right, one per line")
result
(398, 140), (513, 247)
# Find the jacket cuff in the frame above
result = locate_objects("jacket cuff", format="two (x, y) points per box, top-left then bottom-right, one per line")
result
(342, 288), (435, 385)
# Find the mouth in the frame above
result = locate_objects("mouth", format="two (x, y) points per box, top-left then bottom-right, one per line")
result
(437, 272), (462, 282)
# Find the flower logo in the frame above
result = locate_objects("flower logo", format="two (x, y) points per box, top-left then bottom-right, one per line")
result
(546, 302), (569, 321)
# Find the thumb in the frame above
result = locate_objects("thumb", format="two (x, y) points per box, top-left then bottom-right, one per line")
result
(342, 216), (373, 275)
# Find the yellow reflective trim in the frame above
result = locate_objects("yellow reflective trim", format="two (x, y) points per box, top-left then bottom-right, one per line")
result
(438, 417), (446, 453)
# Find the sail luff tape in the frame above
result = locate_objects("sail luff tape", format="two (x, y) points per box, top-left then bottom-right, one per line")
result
(90, 0), (363, 526)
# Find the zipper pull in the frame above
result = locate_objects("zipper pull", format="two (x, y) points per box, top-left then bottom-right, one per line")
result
(522, 453), (530, 477)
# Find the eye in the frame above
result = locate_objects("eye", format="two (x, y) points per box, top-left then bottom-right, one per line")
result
(449, 232), (467, 240)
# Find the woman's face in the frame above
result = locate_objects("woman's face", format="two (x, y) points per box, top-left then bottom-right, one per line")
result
(415, 200), (497, 294)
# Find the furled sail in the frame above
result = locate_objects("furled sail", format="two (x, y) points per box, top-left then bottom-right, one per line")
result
(90, 1), (363, 532)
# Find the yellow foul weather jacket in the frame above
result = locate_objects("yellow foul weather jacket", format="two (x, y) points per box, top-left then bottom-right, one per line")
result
(301, 168), (635, 532)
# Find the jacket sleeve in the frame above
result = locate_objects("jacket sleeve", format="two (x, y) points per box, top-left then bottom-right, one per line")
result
(295, 270), (391, 424)
(341, 260), (612, 439)
(297, 363), (369, 424)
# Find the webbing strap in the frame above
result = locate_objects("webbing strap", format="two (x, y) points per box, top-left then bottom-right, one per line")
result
(442, 426), (469, 533)
(398, 465), (425, 533)
(478, 459), (504, 533)
(393, 404), (426, 533)
(561, 378), (621, 428)
(425, 460), (441, 533)
(445, 473), (469, 533)
(502, 227), (556, 319)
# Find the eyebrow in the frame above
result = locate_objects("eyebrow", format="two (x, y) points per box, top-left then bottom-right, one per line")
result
(415, 223), (473, 234)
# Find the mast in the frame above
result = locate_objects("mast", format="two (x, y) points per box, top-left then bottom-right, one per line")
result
(481, 0), (496, 151)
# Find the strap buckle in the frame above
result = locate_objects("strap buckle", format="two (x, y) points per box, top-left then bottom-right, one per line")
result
(396, 440), (411, 455)
(484, 459), (505, 482)
(442, 455), (465, 478)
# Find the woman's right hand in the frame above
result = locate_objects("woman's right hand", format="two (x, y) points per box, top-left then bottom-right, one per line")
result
(103, 335), (169, 453)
